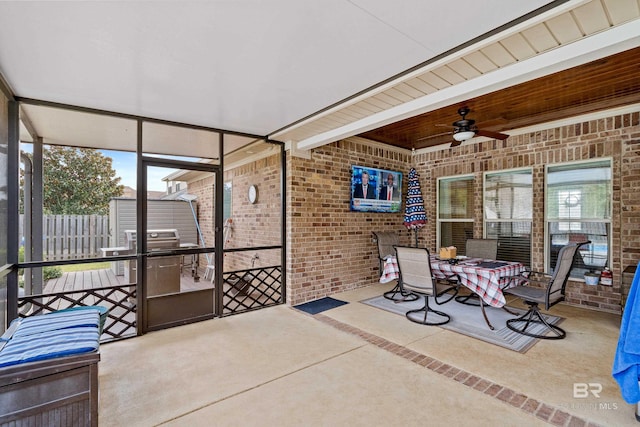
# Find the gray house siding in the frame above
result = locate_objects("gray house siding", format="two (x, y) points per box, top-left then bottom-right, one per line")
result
(109, 198), (199, 275)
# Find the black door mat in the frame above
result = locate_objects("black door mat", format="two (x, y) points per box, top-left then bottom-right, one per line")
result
(294, 297), (349, 315)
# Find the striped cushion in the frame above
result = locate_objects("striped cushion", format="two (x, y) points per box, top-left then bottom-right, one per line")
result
(11, 309), (101, 338)
(54, 306), (109, 333)
(0, 327), (100, 368)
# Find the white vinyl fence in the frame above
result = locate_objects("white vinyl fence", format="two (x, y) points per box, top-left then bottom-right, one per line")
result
(20, 214), (109, 261)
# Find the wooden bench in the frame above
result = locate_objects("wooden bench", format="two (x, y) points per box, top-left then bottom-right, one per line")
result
(0, 307), (105, 427)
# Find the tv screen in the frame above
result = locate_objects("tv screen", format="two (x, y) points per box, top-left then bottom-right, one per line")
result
(350, 165), (403, 213)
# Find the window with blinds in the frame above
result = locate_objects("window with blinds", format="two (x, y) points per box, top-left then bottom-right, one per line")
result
(484, 169), (533, 267)
(546, 160), (611, 277)
(437, 175), (474, 252)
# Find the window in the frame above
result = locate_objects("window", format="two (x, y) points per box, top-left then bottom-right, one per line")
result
(546, 160), (611, 277)
(437, 175), (474, 251)
(556, 189), (581, 231)
(484, 169), (532, 267)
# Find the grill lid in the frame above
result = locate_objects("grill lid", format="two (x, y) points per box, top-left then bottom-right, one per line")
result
(124, 229), (180, 250)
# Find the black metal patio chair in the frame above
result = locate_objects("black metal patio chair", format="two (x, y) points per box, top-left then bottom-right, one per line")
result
(504, 241), (590, 339)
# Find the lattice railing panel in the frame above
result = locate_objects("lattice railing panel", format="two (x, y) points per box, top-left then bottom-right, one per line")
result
(18, 284), (137, 341)
(222, 266), (283, 315)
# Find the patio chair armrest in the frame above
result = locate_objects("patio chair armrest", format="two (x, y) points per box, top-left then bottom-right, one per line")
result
(505, 269), (548, 288)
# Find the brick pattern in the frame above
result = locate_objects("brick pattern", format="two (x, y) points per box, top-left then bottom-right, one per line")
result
(221, 156), (282, 270)
(412, 113), (639, 313)
(312, 312), (603, 427)
(190, 155), (283, 272)
(286, 139), (412, 305)
(286, 112), (640, 312)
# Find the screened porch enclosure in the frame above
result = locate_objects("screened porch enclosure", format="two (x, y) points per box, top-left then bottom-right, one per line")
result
(15, 100), (286, 340)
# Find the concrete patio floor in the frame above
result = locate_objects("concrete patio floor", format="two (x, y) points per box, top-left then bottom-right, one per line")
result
(98, 282), (634, 426)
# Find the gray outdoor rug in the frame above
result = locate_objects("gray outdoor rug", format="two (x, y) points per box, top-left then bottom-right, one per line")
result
(361, 295), (564, 353)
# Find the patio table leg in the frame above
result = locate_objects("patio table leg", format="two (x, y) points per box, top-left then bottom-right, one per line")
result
(479, 299), (495, 330)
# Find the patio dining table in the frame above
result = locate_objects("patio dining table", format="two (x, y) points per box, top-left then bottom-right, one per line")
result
(380, 255), (526, 329)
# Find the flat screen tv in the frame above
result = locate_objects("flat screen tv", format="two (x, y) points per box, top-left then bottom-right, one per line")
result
(350, 165), (403, 213)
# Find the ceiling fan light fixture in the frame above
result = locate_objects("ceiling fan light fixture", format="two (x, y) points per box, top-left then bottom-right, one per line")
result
(453, 130), (475, 142)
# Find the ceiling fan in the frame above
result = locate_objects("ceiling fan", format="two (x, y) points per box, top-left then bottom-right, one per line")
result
(439, 107), (509, 147)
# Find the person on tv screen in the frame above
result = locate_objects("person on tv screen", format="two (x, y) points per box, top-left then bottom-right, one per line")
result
(353, 170), (376, 199)
(379, 173), (400, 201)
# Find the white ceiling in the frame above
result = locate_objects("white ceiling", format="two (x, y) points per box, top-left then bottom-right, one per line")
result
(0, 0), (553, 139)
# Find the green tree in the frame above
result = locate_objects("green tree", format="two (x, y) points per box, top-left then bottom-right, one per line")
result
(41, 146), (124, 215)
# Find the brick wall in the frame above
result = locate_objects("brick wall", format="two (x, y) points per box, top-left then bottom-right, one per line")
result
(189, 155), (283, 272)
(223, 156), (282, 270)
(286, 139), (412, 305)
(286, 112), (640, 313)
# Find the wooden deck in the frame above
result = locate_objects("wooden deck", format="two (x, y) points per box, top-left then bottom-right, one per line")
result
(44, 267), (210, 294)
(44, 268), (126, 293)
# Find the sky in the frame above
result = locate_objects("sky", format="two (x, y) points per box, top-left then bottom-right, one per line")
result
(102, 151), (201, 191)
(106, 150), (172, 192)
(20, 143), (186, 192)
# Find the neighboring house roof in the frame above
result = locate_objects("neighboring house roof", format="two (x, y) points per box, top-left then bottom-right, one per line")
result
(120, 186), (166, 200)
(161, 189), (189, 201)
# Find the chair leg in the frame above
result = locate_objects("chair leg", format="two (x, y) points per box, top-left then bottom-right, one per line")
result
(435, 284), (458, 304)
(506, 303), (566, 339)
(406, 295), (450, 325)
(384, 282), (418, 302)
(455, 292), (481, 306)
(501, 305), (519, 316)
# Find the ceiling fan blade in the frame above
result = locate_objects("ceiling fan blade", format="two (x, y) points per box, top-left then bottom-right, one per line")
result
(450, 140), (463, 148)
(476, 129), (509, 140)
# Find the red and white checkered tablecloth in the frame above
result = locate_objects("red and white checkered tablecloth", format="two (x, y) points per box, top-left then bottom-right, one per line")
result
(380, 255), (525, 308)
(380, 256), (399, 284)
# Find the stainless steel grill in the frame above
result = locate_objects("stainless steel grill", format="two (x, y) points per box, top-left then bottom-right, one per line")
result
(124, 229), (181, 252)
(123, 229), (181, 296)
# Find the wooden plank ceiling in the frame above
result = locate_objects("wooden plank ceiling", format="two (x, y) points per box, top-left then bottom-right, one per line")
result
(359, 46), (640, 150)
